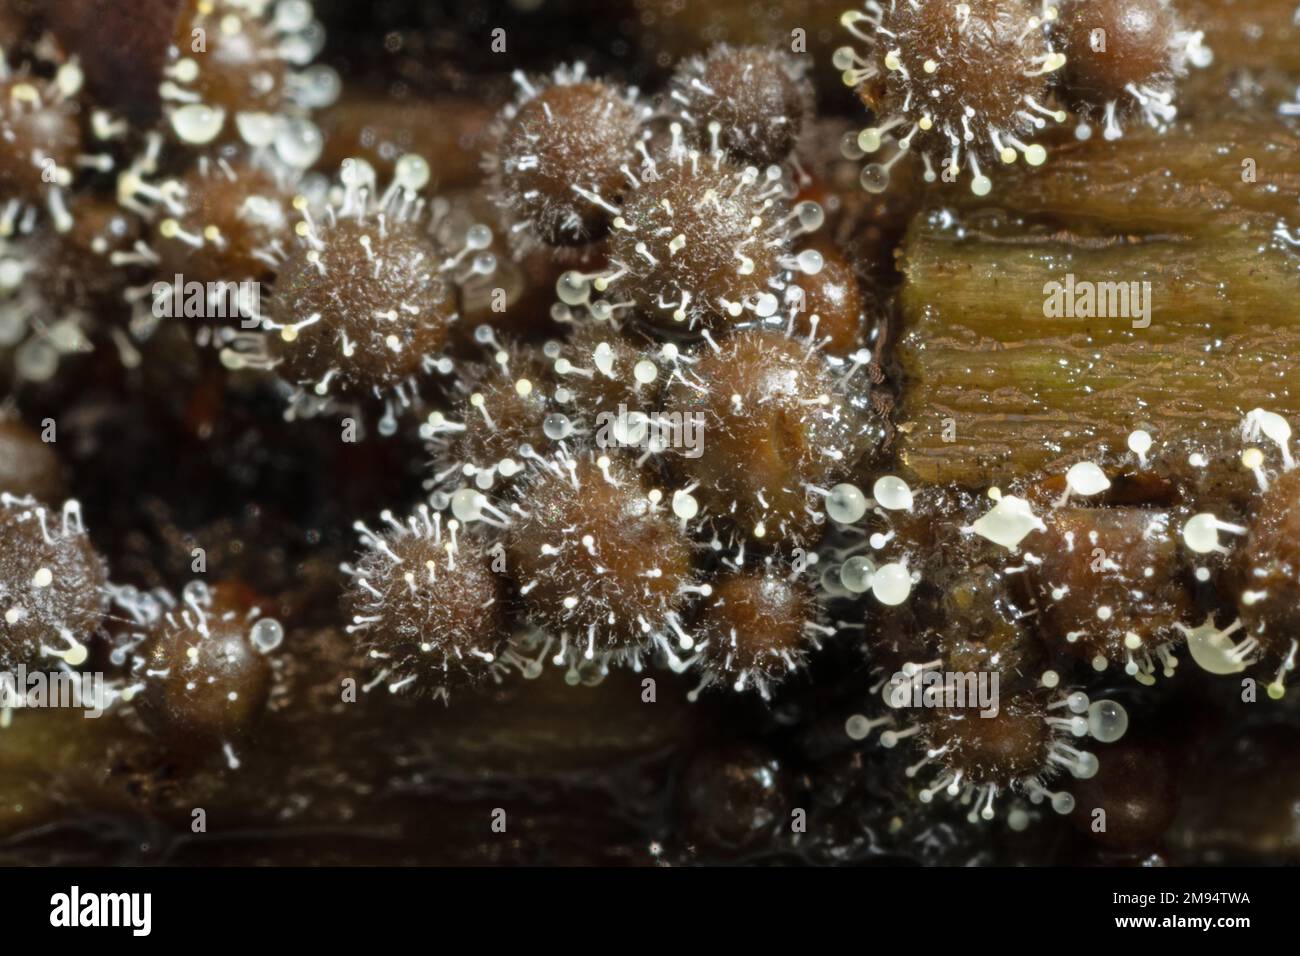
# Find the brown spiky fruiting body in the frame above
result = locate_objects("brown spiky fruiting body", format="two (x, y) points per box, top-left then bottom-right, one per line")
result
(39, 195), (139, 301)
(877, 680), (1104, 823)
(427, 346), (557, 493)
(940, 564), (1039, 683)
(492, 69), (644, 247)
(151, 154), (296, 284)
(344, 509), (506, 694)
(696, 563), (820, 694)
(0, 497), (106, 669)
(270, 218), (456, 395)
(669, 45), (813, 166)
(854, 488), (1041, 681)
(837, 0), (1064, 193)
(157, 0), (337, 167)
(0, 197), (136, 383)
(867, 0), (1044, 125)
(136, 582), (273, 743)
(0, 67), (83, 202)
(789, 242), (867, 354)
(551, 322), (656, 420)
(665, 329), (877, 542)
(1235, 468), (1300, 652)
(1027, 506), (1189, 680)
(170, 0), (287, 121)
(506, 455), (695, 653)
(923, 696), (1053, 785)
(610, 154), (787, 333)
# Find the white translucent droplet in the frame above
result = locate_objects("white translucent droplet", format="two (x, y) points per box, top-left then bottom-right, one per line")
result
(1070, 751), (1099, 780)
(826, 483), (867, 524)
(1050, 792), (1075, 814)
(840, 556), (875, 594)
(1182, 513), (1222, 554)
(633, 360), (658, 385)
(845, 714), (873, 740)
(235, 111), (277, 148)
(556, 271), (590, 306)
(871, 562), (912, 605)
(275, 119), (324, 169)
(275, 0), (314, 32)
(796, 249), (823, 275)
(56, 61), (84, 97)
(0, 259), (24, 290)
(872, 475), (913, 511)
(450, 488), (484, 523)
(542, 413), (573, 441)
(1127, 429), (1152, 458)
(613, 411), (647, 446)
(1184, 620), (1249, 675)
(1253, 409), (1292, 446)
(1087, 699), (1128, 742)
(964, 495), (1045, 550)
(394, 154), (431, 192)
(340, 157), (375, 189)
(795, 201), (824, 232)
(15, 340), (58, 381)
(297, 65), (341, 108)
(857, 127), (884, 153)
(860, 163), (890, 193)
(250, 618), (284, 653)
(171, 104), (226, 144)
(1065, 461), (1110, 496)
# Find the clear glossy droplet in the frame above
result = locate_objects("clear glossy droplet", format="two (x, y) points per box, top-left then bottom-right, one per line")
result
(275, 119), (324, 169)
(394, 154), (431, 192)
(873, 475), (913, 511)
(171, 104), (226, 145)
(556, 271), (590, 307)
(250, 618), (284, 653)
(860, 163), (890, 193)
(1087, 699), (1129, 742)
(795, 201), (824, 232)
(871, 562), (911, 605)
(840, 556), (875, 594)
(826, 483), (867, 524)
(450, 488), (484, 522)
(542, 413), (572, 441)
